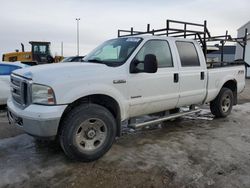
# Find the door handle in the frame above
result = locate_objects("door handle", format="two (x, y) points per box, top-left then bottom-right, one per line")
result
(201, 72), (205, 80)
(174, 73), (179, 83)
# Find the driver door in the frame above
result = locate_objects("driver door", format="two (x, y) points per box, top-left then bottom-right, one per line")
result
(128, 39), (180, 118)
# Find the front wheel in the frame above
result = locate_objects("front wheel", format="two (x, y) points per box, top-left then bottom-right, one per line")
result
(59, 104), (117, 162)
(210, 87), (233, 118)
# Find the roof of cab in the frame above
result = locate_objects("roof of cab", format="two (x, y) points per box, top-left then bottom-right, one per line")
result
(122, 35), (198, 42)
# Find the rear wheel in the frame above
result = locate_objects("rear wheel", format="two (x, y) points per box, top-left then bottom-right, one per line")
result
(210, 87), (233, 118)
(59, 104), (117, 162)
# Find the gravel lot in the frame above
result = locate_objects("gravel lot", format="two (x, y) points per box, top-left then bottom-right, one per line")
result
(0, 79), (250, 188)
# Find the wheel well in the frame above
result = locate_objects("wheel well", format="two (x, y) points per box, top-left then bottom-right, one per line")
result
(222, 80), (237, 105)
(58, 94), (121, 137)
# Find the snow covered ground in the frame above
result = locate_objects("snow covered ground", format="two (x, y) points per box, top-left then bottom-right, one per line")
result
(0, 103), (250, 187)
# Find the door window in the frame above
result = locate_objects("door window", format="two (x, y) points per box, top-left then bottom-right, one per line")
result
(176, 41), (200, 67)
(134, 40), (173, 69)
(0, 64), (21, 75)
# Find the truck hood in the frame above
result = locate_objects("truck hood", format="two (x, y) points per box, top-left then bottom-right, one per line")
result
(13, 62), (112, 84)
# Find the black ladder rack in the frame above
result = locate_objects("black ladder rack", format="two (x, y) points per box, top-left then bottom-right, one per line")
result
(118, 19), (247, 61)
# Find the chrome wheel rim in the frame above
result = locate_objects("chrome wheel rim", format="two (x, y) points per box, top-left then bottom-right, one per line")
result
(75, 118), (107, 152)
(221, 94), (231, 113)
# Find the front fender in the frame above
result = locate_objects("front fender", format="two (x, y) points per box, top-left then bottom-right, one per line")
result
(56, 83), (129, 120)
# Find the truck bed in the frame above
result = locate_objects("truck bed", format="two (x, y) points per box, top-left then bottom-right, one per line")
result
(205, 64), (245, 103)
(207, 61), (246, 69)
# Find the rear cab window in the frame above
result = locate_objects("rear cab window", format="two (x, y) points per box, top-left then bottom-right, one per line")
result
(176, 41), (200, 67)
(0, 64), (21, 75)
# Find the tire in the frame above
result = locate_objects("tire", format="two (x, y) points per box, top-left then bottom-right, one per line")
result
(59, 103), (117, 162)
(0, 105), (7, 110)
(46, 55), (55, 63)
(210, 87), (233, 118)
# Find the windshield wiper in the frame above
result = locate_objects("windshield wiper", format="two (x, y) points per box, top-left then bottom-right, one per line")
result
(87, 59), (104, 63)
(86, 59), (113, 66)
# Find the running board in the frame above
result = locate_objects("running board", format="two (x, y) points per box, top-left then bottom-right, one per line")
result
(128, 109), (201, 129)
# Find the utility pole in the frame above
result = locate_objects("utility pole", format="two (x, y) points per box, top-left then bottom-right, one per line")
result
(61, 41), (64, 57)
(76, 18), (80, 56)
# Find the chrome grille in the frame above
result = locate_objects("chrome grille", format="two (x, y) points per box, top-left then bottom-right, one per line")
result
(10, 74), (29, 107)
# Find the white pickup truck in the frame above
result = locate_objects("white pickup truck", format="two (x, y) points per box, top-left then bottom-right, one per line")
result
(7, 35), (245, 161)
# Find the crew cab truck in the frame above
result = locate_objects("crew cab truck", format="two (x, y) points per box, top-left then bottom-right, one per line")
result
(7, 34), (245, 161)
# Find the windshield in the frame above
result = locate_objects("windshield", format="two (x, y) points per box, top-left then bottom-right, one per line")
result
(33, 44), (49, 55)
(84, 37), (142, 67)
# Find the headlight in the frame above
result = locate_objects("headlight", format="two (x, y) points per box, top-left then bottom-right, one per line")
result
(32, 84), (56, 105)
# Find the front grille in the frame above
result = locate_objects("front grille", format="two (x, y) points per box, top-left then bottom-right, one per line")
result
(10, 74), (30, 107)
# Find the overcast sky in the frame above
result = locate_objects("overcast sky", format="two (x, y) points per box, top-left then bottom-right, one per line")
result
(0, 0), (249, 58)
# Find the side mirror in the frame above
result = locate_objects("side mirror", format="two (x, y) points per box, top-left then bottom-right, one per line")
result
(130, 54), (158, 74)
(144, 54), (158, 73)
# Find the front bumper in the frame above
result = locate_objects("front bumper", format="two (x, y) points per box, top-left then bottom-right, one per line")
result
(7, 98), (67, 138)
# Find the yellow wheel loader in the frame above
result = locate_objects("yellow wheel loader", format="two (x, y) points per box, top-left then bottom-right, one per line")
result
(2, 41), (63, 65)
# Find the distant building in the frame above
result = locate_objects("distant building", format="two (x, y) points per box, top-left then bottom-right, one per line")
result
(235, 21), (250, 78)
(207, 45), (236, 62)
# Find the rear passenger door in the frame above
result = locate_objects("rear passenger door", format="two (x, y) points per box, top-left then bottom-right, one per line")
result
(175, 41), (207, 106)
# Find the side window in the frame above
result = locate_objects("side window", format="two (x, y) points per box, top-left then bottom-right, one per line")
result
(134, 40), (173, 68)
(33, 45), (39, 53)
(176, 41), (200, 67)
(0, 65), (21, 75)
(9, 65), (21, 72)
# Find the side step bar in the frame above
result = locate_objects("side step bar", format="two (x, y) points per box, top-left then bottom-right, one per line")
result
(128, 109), (201, 129)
